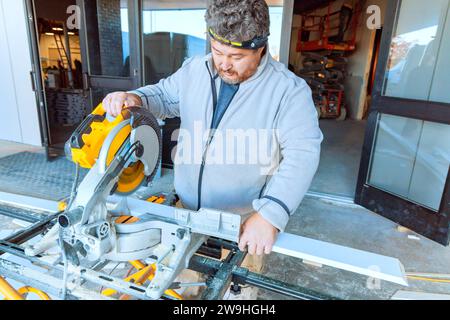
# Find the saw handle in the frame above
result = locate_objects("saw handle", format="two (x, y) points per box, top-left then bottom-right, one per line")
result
(96, 102), (127, 124)
(69, 113), (105, 149)
(69, 103), (126, 150)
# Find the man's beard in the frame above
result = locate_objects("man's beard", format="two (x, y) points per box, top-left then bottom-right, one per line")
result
(217, 70), (243, 84)
(217, 68), (256, 85)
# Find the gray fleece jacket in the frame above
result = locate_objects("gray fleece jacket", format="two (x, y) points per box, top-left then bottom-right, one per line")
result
(129, 51), (323, 232)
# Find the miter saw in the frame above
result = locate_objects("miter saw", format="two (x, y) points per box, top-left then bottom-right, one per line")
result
(0, 104), (408, 301)
(23, 104), (242, 300)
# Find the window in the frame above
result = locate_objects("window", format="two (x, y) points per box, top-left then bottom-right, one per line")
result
(383, 0), (450, 103)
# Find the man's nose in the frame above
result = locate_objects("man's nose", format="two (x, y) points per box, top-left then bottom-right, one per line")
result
(221, 58), (232, 71)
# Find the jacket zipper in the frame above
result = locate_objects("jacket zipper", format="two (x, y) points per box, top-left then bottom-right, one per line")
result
(197, 134), (214, 210)
(196, 61), (219, 211)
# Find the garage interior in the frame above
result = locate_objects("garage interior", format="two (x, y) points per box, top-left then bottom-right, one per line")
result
(291, 0), (385, 200)
(0, 0), (449, 300)
(32, 0), (87, 156)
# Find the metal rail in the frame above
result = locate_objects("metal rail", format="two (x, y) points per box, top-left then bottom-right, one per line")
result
(189, 239), (337, 300)
(0, 204), (45, 223)
(201, 249), (247, 300)
(188, 254), (336, 300)
(1, 212), (60, 247)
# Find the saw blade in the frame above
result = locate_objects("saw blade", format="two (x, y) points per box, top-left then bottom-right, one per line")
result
(110, 107), (162, 195)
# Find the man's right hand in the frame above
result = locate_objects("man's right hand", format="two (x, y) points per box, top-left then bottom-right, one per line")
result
(102, 92), (143, 117)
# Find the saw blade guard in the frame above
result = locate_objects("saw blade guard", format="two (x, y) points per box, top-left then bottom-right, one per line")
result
(66, 104), (162, 195)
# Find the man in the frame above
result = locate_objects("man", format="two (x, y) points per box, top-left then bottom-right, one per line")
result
(103, 0), (323, 257)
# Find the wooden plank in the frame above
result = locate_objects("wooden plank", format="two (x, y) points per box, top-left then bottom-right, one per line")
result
(391, 290), (450, 300)
(0, 192), (59, 213)
(273, 233), (408, 286)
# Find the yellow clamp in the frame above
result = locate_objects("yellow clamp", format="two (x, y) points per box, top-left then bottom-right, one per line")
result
(0, 277), (51, 300)
(101, 260), (183, 300)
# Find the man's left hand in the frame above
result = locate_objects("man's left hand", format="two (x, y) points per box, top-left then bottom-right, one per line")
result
(238, 212), (279, 255)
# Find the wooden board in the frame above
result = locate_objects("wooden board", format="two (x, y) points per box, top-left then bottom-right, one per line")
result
(0, 191), (59, 212)
(273, 233), (408, 286)
(391, 290), (450, 300)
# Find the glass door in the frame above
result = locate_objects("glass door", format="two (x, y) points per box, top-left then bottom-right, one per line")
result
(355, 0), (450, 245)
(77, 0), (141, 108)
(26, 0), (95, 158)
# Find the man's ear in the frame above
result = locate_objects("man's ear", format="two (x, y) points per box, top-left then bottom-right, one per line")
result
(256, 46), (265, 59)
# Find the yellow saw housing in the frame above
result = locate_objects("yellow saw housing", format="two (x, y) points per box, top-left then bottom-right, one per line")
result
(68, 103), (146, 195)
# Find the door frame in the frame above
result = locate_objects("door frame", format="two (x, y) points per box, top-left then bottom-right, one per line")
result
(279, 0), (294, 66)
(355, 0), (450, 245)
(24, 0), (52, 158)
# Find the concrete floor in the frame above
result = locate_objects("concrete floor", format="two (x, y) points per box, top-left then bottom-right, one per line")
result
(309, 119), (367, 198)
(0, 139), (449, 300)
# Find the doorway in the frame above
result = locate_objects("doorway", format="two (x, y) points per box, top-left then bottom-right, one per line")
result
(26, 0), (85, 158)
(25, 0), (141, 159)
(291, 0), (385, 200)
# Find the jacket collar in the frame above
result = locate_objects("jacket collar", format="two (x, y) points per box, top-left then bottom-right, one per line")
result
(204, 47), (271, 84)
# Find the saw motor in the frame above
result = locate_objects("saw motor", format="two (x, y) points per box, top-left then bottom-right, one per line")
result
(67, 104), (161, 195)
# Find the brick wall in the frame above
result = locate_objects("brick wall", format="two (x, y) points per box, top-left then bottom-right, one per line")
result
(97, 0), (126, 76)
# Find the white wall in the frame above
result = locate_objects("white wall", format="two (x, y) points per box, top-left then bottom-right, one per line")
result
(346, 0), (387, 120)
(0, 1), (22, 143)
(0, 0), (42, 146)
